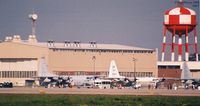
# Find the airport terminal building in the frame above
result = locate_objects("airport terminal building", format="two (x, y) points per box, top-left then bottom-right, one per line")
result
(0, 35), (158, 86)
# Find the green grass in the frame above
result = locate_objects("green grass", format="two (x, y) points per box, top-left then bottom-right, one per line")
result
(0, 94), (200, 106)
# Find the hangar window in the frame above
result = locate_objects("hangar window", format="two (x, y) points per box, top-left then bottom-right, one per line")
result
(76, 71), (85, 76)
(1, 71), (37, 78)
(190, 70), (200, 72)
(101, 50), (106, 53)
(148, 51), (153, 54)
(123, 50), (133, 53)
(2, 71), (5, 78)
(133, 50), (153, 54)
(158, 65), (180, 69)
(134, 51), (139, 53)
(99, 72), (107, 76)
(119, 72), (153, 77)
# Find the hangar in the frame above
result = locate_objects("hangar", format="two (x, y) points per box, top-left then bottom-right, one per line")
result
(0, 35), (158, 86)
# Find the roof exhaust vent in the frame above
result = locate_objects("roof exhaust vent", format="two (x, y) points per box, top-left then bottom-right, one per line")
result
(5, 36), (13, 42)
(90, 41), (97, 48)
(28, 35), (37, 43)
(12, 35), (21, 42)
(64, 40), (70, 47)
(47, 40), (55, 47)
(73, 41), (80, 47)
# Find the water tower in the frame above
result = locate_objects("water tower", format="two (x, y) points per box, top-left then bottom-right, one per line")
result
(161, 0), (199, 61)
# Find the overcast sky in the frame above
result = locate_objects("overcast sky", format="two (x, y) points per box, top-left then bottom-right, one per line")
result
(0, 0), (199, 58)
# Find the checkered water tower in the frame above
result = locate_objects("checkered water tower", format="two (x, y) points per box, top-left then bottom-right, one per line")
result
(162, 0), (199, 61)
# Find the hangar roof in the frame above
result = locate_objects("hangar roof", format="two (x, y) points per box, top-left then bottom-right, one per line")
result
(2, 41), (154, 51)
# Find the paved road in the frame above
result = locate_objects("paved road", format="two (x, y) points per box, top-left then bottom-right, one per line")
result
(0, 87), (200, 96)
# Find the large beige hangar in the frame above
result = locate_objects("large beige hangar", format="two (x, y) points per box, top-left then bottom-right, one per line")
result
(0, 35), (158, 86)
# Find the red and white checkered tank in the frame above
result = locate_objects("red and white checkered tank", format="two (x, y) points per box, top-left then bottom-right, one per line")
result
(164, 6), (196, 25)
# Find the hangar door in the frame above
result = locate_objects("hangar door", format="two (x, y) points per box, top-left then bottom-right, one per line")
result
(0, 58), (37, 78)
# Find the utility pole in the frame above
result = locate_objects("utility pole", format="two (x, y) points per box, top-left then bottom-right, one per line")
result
(92, 56), (96, 75)
(133, 57), (137, 81)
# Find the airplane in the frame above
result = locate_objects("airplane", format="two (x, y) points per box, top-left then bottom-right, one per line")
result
(107, 60), (125, 79)
(34, 57), (74, 88)
(179, 61), (200, 89)
(108, 60), (158, 82)
(36, 57), (104, 88)
(160, 61), (200, 89)
(73, 60), (141, 89)
(36, 57), (157, 89)
(106, 60), (142, 89)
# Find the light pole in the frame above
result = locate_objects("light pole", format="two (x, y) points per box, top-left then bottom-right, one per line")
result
(132, 57), (137, 81)
(92, 56), (96, 75)
(29, 12), (38, 35)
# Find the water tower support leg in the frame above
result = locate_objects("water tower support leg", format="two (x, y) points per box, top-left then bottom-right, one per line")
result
(178, 35), (182, 61)
(194, 27), (199, 61)
(185, 26), (189, 61)
(162, 26), (167, 61)
(171, 26), (176, 61)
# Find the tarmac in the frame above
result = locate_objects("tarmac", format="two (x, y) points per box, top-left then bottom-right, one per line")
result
(0, 87), (200, 96)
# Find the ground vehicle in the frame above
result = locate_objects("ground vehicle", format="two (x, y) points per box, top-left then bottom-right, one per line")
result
(77, 83), (93, 89)
(0, 82), (13, 88)
(0, 83), (3, 88)
(94, 79), (111, 89)
(133, 83), (142, 89)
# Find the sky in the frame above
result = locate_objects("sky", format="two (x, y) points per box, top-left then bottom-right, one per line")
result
(0, 0), (199, 59)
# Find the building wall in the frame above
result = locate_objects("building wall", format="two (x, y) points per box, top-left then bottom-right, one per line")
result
(0, 42), (49, 85)
(49, 49), (158, 77)
(0, 41), (158, 85)
(158, 61), (200, 78)
(158, 69), (181, 78)
(0, 42), (49, 59)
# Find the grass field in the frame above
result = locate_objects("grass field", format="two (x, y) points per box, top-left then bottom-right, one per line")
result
(0, 94), (200, 106)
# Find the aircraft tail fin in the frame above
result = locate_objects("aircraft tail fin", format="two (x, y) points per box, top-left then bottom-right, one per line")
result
(38, 57), (57, 77)
(181, 61), (192, 80)
(108, 60), (125, 78)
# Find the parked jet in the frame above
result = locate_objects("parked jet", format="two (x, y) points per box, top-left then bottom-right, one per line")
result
(106, 60), (143, 88)
(37, 57), (103, 88)
(108, 60), (125, 79)
(35, 57), (73, 88)
(161, 61), (200, 89)
(180, 61), (200, 89)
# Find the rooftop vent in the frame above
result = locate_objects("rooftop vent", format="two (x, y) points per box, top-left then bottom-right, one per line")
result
(28, 35), (37, 43)
(64, 40), (70, 47)
(5, 36), (13, 42)
(73, 41), (81, 47)
(12, 35), (21, 42)
(47, 40), (55, 47)
(90, 41), (97, 48)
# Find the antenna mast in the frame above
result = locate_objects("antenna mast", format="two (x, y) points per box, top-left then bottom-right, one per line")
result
(29, 11), (38, 35)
